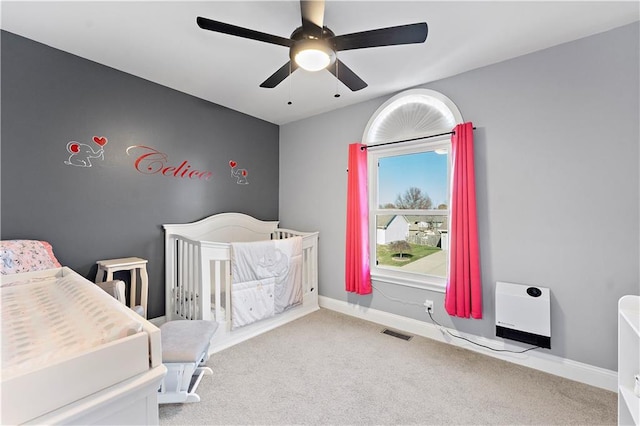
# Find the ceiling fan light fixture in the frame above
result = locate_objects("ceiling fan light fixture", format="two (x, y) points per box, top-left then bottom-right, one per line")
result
(197, 2), (428, 91)
(292, 40), (335, 72)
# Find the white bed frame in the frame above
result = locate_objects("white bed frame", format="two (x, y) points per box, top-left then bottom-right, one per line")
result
(1, 267), (166, 425)
(163, 212), (319, 353)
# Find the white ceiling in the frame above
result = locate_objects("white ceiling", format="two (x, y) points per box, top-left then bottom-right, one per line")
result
(1, 1), (638, 125)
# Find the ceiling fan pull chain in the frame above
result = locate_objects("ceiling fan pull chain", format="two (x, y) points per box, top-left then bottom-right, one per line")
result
(334, 57), (341, 98)
(288, 61), (293, 105)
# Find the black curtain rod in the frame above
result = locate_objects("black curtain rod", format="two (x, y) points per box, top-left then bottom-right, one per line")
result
(361, 127), (477, 150)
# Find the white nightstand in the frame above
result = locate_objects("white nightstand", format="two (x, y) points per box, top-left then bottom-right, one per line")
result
(96, 257), (149, 318)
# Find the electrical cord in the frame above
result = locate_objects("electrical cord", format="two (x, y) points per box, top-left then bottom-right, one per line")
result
(371, 283), (541, 354)
(427, 308), (540, 354)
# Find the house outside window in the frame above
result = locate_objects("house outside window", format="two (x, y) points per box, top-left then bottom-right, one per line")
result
(362, 89), (463, 291)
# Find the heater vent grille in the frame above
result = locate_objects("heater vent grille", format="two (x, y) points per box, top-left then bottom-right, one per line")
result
(381, 329), (413, 341)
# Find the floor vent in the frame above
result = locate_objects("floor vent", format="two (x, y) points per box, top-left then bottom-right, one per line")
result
(381, 328), (413, 341)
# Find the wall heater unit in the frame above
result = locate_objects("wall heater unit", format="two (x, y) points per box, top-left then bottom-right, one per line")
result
(495, 281), (551, 349)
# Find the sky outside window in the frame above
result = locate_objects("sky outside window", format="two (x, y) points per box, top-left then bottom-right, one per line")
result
(378, 151), (448, 208)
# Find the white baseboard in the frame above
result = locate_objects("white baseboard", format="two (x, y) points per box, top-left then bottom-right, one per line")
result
(319, 296), (617, 392)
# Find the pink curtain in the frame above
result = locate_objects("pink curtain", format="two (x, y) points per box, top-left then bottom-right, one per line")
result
(445, 122), (482, 318)
(345, 143), (372, 295)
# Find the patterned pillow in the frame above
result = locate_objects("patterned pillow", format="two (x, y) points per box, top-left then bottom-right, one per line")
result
(0, 240), (62, 275)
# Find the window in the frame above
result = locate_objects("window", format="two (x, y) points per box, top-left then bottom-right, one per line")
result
(363, 89), (463, 291)
(368, 139), (450, 289)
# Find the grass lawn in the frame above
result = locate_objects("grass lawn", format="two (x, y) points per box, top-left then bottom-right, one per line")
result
(376, 243), (441, 267)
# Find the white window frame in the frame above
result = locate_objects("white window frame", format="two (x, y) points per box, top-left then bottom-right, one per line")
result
(362, 88), (463, 292)
(368, 137), (451, 292)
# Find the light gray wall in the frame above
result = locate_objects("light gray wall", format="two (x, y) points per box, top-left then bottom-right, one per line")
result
(1, 31), (280, 318)
(279, 22), (640, 370)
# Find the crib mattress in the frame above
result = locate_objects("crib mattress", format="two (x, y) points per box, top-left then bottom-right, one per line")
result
(1, 268), (154, 425)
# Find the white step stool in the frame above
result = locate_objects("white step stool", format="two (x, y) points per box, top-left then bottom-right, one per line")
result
(158, 320), (218, 404)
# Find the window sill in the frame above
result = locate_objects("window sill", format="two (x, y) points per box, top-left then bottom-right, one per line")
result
(370, 272), (446, 293)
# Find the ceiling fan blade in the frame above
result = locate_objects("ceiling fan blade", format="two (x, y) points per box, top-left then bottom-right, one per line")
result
(260, 61), (299, 88)
(327, 59), (367, 91)
(300, 0), (325, 38)
(197, 17), (293, 48)
(331, 22), (428, 51)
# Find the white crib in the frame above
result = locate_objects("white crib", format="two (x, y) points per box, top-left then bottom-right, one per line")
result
(163, 212), (319, 353)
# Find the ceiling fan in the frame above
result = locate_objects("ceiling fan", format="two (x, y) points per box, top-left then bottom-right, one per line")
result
(196, 0), (428, 92)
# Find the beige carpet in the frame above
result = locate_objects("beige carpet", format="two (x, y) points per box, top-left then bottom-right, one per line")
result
(159, 308), (616, 425)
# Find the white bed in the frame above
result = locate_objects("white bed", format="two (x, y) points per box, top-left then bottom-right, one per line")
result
(1, 260), (166, 424)
(163, 212), (319, 353)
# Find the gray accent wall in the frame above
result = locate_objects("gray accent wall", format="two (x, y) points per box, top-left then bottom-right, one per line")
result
(1, 31), (280, 318)
(279, 22), (640, 371)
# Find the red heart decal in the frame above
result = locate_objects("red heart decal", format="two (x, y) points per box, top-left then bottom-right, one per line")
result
(229, 161), (237, 168)
(69, 143), (80, 153)
(242, 170), (247, 176)
(93, 136), (108, 146)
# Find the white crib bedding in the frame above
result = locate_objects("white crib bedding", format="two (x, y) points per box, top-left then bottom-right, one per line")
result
(231, 278), (276, 329)
(1, 273), (143, 380)
(230, 236), (302, 328)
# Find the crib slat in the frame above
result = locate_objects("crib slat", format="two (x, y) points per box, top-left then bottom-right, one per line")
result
(187, 242), (194, 320)
(195, 245), (202, 320)
(177, 239), (184, 318)
(180, 239), (187, 319)
(224, 259), (231, 329)
(214, 260), (222, 322)
(184, 242), (189, 320)
(191, 243), (197, 320)
(186, 241), (193, 319)
(199, 251), (211, 321)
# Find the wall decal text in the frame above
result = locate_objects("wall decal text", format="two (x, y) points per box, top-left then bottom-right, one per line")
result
(126, 145), (213, 181)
